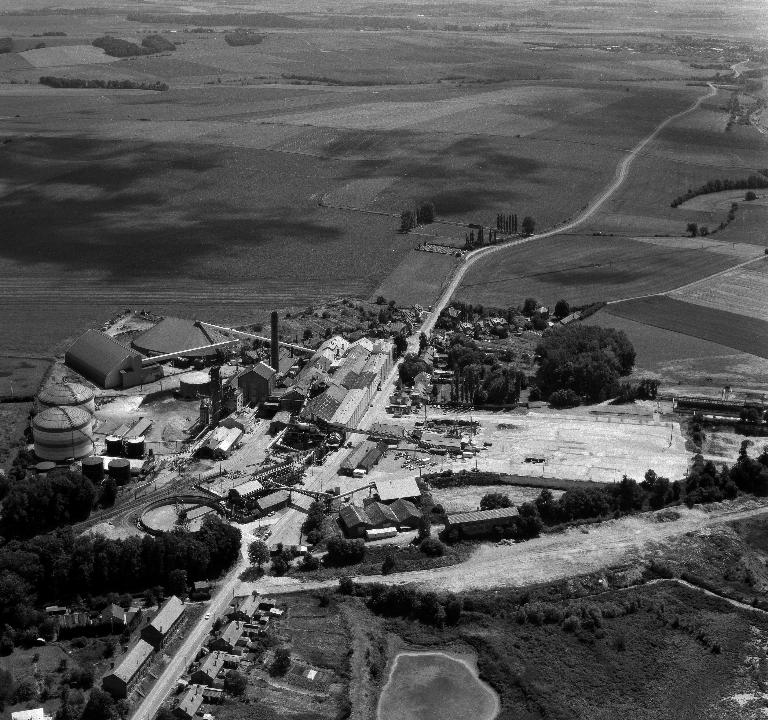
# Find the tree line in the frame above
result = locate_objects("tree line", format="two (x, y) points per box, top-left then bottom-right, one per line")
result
(40, 77), (169, 91)
(224, 32), (265, 46)
(671, 172), (768, 207)
(0, 516), (241, 633)
(92, 35), (175, 58)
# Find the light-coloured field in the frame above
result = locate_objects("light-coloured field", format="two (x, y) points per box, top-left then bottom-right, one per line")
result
(432, 485), (563, 514)
(630, 235), (763, 260)
(20, 44), (115, 67)
(469, 409), (689, 483)
(670, 258), (768, 321)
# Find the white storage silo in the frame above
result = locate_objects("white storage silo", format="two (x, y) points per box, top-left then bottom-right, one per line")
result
(36, 382), (95, 415)
(32, 406), (94, 461)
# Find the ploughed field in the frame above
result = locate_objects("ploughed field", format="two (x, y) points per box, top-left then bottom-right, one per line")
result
(0, 8), (731, 352)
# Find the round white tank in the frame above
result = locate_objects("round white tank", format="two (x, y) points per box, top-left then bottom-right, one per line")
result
(36, 382), (95, 415)
(32, 406), (94, 461)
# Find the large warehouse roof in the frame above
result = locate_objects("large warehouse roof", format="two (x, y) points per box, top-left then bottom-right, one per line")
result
(375, 477), (421, 502)
(132, 317), (230, 357)
(446, 507), (518, 525)
(65, 330), (141, 387)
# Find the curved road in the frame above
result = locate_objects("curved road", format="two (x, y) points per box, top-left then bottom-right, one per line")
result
(420, 82), (718, 337)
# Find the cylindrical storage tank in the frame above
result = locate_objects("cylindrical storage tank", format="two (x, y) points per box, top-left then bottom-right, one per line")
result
(36, 382), (95, 416)
(81, 456), (105, 483)
(108, 458), (131, 484)
(179, 371), (211, 399)
(106, 436), (124, 457)
(125, 436), (145, 459)
(32, 406), (93, 462)
(35, 461), (56, 476)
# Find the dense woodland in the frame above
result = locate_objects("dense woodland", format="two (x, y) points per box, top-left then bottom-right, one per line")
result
(0, 515), (241, 635)
(92, 35), (175, 58)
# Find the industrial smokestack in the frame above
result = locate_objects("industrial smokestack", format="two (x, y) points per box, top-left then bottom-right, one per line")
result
(270, 311), (279, 372)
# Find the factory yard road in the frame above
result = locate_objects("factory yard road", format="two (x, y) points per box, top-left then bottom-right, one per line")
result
(419, 83), (718, 338)
(254, 498), (768, 597)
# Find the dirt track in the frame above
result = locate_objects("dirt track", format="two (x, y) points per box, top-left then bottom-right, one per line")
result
(256, 498), (768, 596)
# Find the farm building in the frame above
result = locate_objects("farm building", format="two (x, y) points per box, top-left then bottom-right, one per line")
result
(340, 440), (385, 475)
(444, 507), (518, 539)
(66, 330), (161, 389)
(175, 686), (205, 720)
(389, 498), (421, 528)
(211, 621), (245, 652)
(191, 651), (226, 686)
(339, 504), (372, 538)
(255, 490), (289, 515)
(102, 639), (154, 698)
(238, 362), (276, 405)
(375, 477), (421, 503)
(362, 501), (399, 529)
(11, 710), (51, 720)
(132, 317), (233, 359)
(141, 596), (185, 649)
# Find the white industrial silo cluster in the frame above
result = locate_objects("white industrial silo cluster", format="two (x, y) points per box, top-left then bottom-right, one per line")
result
(32, 383), (95, 461)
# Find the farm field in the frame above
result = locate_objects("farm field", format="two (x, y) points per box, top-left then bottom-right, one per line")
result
(456, 234), (744, 309)
(670, 258), (768, 320)
(432, 484), (562, 514)
(588, 308), (768, 392)
(605, 296), (768, 359)
(0, 355), (51, 399)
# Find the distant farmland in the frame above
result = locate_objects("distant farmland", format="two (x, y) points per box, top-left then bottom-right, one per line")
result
(604, 296), (768, 359)
(455, 234), (745, 309)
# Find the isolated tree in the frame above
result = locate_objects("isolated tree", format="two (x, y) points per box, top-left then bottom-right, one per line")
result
(417, 202), (436, 224)
(399, 209), (416, 232)
(745, 190), (757, 200)
(167, 569), (188, 598)
(248, 540), (270, 568)
(224, 670), (247, 696)
(554, 299), (570, 318)
(271, 647), (291, 676)
(100, 476), (117, 507)
(393, 334), (408, 358)
(686, 222), (698, 237)
(302, 328), (313, 342)
(522, 297), (539, 316)
(381, 554), (396, 575)
(521, 216), (536, 235)
(419, 332), (428, 354)
(416, 514), (431, 541)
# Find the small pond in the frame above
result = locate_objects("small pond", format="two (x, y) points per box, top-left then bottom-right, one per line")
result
(377, 651), (499, 720)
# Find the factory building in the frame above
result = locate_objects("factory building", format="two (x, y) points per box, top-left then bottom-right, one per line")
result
(66, 330), (161, 389)
(36, 382), (95, 415)
(32, 406), (94, 461)
(340, 440), (386, 476)
(237, 362), (276, 405)
(374, 477), (422, 503)
(339, 505), (372, 538)
(132, 317), (232, 359)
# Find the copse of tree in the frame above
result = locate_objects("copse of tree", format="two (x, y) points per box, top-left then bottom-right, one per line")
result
(325, 537), (365, 566)
(535, 325), (635, 405)
(399, 353), (430, 385)
(248, 540), (270, 568)
(416, 202), (436, 224)
(480, 492), (512, 510)
(0, 469), (96, 539)
(522, 297), (539, 316)
(521, 216), (536, 235)
(301, 501), (326, 537)
(93, 36), (153, 57)
(554, 299), (570, 318)
(39, 77), (169, 91)
(399, 209), (416, 233)
(141, 34), (176, 52)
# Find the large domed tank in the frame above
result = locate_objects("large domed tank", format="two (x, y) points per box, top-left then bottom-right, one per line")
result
(36, 382), (95, 415)
(32, 406), (94, 461)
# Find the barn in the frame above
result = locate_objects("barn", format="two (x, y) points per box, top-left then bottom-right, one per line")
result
(444, 507), (518, 539)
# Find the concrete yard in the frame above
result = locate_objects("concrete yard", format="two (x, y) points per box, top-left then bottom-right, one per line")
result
(469, 409), (690, 483)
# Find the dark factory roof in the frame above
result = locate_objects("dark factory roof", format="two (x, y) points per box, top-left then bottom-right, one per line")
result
(446, 507), (518, 525)
(132, 317), (229, 357)
(66, 330), (139, 377)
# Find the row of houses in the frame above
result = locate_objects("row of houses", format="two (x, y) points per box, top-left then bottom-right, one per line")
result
(102, 596), (185, 698)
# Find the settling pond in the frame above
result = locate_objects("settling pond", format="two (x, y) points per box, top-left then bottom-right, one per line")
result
(377, 651), (499, 720)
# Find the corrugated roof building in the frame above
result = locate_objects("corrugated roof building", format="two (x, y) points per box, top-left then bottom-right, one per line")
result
(102, 639), (154, 698)
(141, 596), (185, 649)
(338, 505), (371, 538)
(444, 507), (518, 538)
(363, 501), (399, 529)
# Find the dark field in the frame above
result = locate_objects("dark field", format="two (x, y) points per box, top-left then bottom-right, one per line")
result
(456, 234), (744, 309)
(604, 296), (768, 359)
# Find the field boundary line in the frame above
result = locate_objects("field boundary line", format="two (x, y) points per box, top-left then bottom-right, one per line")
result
(421, 83), (718, 335)
(605, 253), (768, 306)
